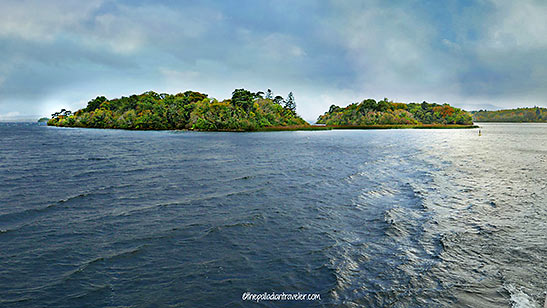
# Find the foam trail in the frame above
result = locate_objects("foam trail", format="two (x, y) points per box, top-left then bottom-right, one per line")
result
(505, 284), (539, 308)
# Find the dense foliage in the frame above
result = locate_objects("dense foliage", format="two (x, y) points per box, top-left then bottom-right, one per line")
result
(471, 107), (547, 122)
(48, 89), (307, 130)
(316, 98), (473, 125)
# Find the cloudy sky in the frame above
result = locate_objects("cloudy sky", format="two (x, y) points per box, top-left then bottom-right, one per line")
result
(0, 0), (546, 121)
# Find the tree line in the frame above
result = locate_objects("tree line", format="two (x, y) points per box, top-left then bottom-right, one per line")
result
(316, 98), (473, 125)
(48, 89), (305, 130)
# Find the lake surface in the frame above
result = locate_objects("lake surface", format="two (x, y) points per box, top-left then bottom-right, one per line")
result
(1, 123), (545, 307)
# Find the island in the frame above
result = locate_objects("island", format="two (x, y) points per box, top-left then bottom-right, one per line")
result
(48, 90), (477, 131)
(316, 99), (475, 128)
(471, 107), (547, 122)
(48, 89), (310, 131)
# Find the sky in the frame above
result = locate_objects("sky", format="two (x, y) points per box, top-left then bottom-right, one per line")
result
(0, 0), (546, 121)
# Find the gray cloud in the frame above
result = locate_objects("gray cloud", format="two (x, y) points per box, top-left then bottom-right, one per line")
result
(0, 0), (546, 120)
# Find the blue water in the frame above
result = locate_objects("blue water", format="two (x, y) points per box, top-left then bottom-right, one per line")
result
(1, 123), (546, 307)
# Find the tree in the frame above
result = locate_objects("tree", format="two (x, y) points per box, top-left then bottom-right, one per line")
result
(328, 105), (341, 113)
(265, 89), (273, 99)
(231, 88), (254, 111)
(361, 99), (377, 111)
(284, 92), (296, 113)
(85, 96), (107, 112)
(255, 91), (264, 99)
(183, 91), (208, 103)
(273, 95), (284, 105)
(51, 109), (71, 118)
(377, 99), (390, 112)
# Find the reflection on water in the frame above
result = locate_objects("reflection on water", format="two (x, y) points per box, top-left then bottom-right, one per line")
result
(0, 122), (545, 307)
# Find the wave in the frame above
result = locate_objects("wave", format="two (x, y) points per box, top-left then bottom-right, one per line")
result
(112, 187), (268, 217)
(0, 185), (131, 224)
(504, 284), (540, 308)
(18, 193), (89, 216)
(0, 295), (32, 305)
(203, 222), (256, 236)
(87, 157), (107, 161)
(62, 245), (146, 281)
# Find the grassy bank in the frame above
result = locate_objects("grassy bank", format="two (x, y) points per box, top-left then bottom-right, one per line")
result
(256, 125), (331, 131)
(248, 124), (478, 131)
(48, 123), (478, 132)
(328, 124), (478, 130)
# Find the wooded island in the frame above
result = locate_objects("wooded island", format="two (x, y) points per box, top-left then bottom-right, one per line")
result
(317, 99), (473, 126)
(48, 89), (476, 131)
(48, 89), (307, 131)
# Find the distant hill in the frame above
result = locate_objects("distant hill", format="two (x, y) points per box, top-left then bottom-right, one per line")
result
(317, 99), (473, 126)
(0, 115), (43, 122)
(471, 107), (547, 122)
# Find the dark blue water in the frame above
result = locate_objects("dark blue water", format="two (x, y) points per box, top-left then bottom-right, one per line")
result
(1, 123), (545, 307)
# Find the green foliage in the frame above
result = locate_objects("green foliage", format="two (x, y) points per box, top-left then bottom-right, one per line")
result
(471, 107), (547, 122)
(265, 89), (273, 99)
(84, 96), (107, 112)
(284, 92), (296, 113)
(317, 98), (472, 125)
(273, 96), (284, 105)
(48, 89), (308, 131)
(231, 89), (255, 111)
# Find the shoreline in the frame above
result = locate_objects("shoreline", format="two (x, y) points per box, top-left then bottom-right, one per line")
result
(323, 124), (478, 130)
(46, 123), (479, 132)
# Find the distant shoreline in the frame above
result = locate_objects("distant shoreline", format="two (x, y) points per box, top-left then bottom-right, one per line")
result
(471, 107), (546, 122)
